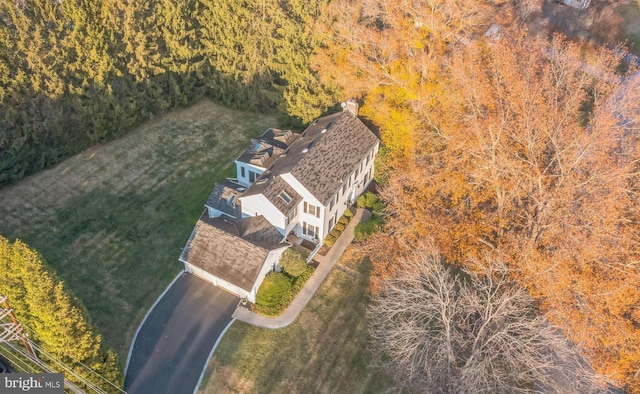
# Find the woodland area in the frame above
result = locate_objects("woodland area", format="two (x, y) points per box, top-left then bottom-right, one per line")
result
(1, 0), (640, 391)
(0, 0), (338, 185)
(313, 0), (640, 391)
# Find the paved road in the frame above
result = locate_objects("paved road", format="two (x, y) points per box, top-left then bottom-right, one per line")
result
(124, 273), (238, 394)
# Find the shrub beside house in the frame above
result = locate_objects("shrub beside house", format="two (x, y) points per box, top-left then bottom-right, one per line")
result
(354, 192), (385, 241)
(254, 249), (314, 316)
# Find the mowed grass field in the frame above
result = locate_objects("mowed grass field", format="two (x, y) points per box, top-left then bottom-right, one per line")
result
(198, 250), (393, 394)
(0, 100), (279, 360)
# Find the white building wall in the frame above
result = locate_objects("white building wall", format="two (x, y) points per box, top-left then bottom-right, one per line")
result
(184, 263), (250, 301)
(238, 194), (287, 235)
(323, 142), (379, 237)
(207, 206), (223, 218)
(235, 161), (266, 187)
(299, 204), (325, 243)
(280, 173), (323, 206)
(283, 203), (301, 238)
(280, 173), (326, 242)
(249, 246), (289, 303)
(206, 206), (236, 219)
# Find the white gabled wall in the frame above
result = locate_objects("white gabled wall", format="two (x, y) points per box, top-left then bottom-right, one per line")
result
(280, 173), (326, 242)
(249, 246), (289, 303)
(206, 206), (236, 219)
(280, 173), (323, 206)
(207, 206), (223, 218)
(238, 193), (287, 235)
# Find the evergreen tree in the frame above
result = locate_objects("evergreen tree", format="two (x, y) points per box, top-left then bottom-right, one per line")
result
(0, 236), (123, 392)
(0, 0), (337, 185)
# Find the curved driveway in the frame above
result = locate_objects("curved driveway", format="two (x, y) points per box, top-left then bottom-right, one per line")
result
(124, 273), (238, 394)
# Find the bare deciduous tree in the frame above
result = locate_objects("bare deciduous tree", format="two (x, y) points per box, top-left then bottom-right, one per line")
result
(369, 244), (604, 393)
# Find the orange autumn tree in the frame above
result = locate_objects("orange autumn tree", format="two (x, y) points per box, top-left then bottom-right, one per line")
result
(315, 0), (640, 385)
(375, 32), (640, 390)
(314, 0), (492, 159)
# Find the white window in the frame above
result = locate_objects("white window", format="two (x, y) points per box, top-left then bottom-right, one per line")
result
(303, 222), (319, 239)
(304, 202), (320, 218)
(249, 171), (257, 183)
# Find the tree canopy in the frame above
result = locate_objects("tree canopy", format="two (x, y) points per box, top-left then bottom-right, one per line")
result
(0, 0), (338, 186)
(316, 5), (640, 389)
(0, 236), (122, 391)
(370, 243), (603, 393)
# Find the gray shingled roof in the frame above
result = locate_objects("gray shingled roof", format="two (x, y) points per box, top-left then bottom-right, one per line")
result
(205, 180), (246, 218)
(180, 212), (285, 292)
(243, 111), (379, 206)
(241, 174), (302, 215)
(237, 215), (284, 245)
(235, 128), (299, 168)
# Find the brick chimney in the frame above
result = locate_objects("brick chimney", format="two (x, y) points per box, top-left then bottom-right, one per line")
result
(341, 99), (359, 117)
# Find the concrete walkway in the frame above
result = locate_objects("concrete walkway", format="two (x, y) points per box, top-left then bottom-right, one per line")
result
(232, 208), (371, 329)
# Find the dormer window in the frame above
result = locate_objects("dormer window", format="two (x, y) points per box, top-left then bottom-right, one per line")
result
(274, 129), (292, 144)
(250, 151), (270, 166)
(279, 190), (292, 204)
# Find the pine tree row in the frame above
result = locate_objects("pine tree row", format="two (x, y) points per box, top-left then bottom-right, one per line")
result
(0, 0), (337, 186)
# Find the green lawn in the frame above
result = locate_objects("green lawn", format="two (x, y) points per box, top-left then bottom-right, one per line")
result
(0, 100), (280, 360)
(198, 251), (394, 394)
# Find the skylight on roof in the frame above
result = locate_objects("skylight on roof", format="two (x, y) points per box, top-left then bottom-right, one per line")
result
(227, 194), (236, 206)
(279, 190), (292, 203)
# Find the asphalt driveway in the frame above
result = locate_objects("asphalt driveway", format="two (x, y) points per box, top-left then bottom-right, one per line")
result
(124, 273), (238, 394)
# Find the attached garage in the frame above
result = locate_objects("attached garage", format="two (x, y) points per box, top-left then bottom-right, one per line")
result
(179, 212), (288, 303)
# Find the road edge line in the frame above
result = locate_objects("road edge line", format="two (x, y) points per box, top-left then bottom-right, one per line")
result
(124, 270), (185, 376)
(192, 318), (236, 394)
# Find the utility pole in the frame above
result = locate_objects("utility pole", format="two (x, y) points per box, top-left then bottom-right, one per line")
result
(0, 295), (37, 360)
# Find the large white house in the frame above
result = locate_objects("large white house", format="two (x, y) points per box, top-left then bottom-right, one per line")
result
(179, 101), (380, 302)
